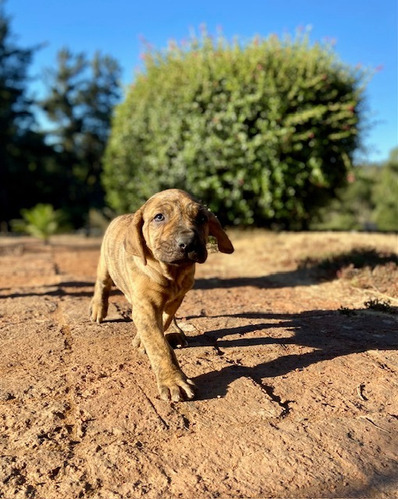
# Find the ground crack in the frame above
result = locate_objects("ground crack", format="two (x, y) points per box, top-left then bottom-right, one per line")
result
(257, 382), (293, 417)
(136, 383), (169, 430)
(221, 357), (294, 418)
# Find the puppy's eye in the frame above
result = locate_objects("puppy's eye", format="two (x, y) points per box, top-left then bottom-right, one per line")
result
(154, 213), (165, 222)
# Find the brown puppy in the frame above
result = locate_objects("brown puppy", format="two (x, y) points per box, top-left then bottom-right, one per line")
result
(90, 189), (234, 401)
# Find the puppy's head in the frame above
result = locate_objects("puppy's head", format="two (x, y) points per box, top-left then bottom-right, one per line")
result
(124, 189), (234, 266)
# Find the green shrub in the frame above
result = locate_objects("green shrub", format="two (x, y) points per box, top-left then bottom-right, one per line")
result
(311, 148), (398, 232)
(12, 204), (65, 243)
(372, 148), (398, 231)
(310, 165), (375, 230)
(103, 31), (366, 228)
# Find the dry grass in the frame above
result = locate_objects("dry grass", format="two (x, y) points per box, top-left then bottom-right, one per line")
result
(298, 247), (398, 299)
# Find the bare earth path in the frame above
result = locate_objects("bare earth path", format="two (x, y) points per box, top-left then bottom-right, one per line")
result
(0, 231), (397, 498)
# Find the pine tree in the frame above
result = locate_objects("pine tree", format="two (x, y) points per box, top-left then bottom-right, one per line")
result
(0, 2), (49, 228)
(41, 49), (122, 228)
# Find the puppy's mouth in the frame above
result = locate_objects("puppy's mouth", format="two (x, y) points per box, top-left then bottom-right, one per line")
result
(159, 239), (207, 266)
(156, 242), (207, 266)
(167, 249), (208, 266)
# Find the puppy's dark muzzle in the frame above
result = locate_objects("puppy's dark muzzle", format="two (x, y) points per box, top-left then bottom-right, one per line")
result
(177, 232), (207, 264)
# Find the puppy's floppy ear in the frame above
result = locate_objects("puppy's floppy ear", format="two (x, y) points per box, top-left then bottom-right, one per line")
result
(124, 209), (147, 265)
(208, 211), (234, 254)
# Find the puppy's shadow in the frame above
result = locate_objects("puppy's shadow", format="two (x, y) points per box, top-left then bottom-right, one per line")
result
(189, 309), (398, 401)
(103, 317), (133, 323)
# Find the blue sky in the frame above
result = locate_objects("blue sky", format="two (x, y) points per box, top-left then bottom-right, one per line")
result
(7, 0), (398, 163)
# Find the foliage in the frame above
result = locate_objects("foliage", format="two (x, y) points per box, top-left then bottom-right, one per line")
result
(41, 48), (122, 228)
(310, 165), (375, 230)
(312, 148), (398, 231)
(0, 3), (52, 228)
(11, 204), (65, 243)
(371, 148), (398, 231)
(103, 30), (366, 228)
(0, 3), (121, 232)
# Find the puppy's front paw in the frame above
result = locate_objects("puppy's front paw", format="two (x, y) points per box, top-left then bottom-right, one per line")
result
(158, 370), (196, 402)
(89, 300), (108, 324)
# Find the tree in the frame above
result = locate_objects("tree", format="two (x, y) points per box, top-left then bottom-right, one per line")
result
(310, 148), (398, 232)
(0, 2), (51, 229)
(372, 148), (398, 231)
(103, 31), (366, 228)
(41, 48), (122, 227)
(309, 165), (376, 230)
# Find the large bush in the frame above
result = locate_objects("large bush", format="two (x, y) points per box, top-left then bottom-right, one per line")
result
(103, 32), (366, 228)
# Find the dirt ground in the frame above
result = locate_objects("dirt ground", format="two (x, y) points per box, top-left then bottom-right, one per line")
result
(0, 230), (397, 499)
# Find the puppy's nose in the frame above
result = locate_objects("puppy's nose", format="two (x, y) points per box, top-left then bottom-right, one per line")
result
(177, 233), (195, 252)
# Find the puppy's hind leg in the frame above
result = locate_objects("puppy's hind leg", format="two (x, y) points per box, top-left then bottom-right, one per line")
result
(163, 298), (189, 349)
(90, 255), (112, 324)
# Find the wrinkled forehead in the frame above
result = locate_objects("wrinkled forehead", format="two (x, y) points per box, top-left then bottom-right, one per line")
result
(144, 192), (203, 220)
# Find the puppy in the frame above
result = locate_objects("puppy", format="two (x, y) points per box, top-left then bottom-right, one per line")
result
(90, 189), (234, 401)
